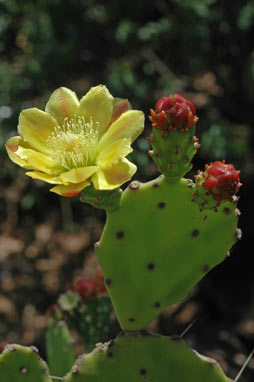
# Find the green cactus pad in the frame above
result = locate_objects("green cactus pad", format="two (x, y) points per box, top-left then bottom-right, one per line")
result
(65, 332), (230, 382)
(0, 344), (52, 382)
(80, 185), (122, 212)
(149, 125), (198, 181)
(46, 319), (75, 377)
(96, 175), (239, 330)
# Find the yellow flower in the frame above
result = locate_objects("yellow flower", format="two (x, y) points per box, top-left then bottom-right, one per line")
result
(6, 85), (144, 197)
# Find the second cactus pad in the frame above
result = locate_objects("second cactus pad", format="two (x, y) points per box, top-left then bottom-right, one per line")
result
(65, 332), (230, 382)
(96, 176), (239, 330)
(0, 344), (52, 382)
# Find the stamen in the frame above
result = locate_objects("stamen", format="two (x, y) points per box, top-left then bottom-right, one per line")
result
(47, 115), (99, 169)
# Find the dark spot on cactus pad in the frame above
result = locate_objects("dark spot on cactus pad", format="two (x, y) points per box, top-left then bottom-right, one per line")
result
(158, 202), (166, 209)
(184, 156), (190, 163)
(154, 302), (160, 308)
(203, 265), (210, 272)
(116, 231), (124, 239)
(139, 368), (147, 375)
(106, 278), (112, 286)
(95, 195), (102, 202)
(223, 207), (231, 215)
(129, 180), (140, 190)
(192, 229), (199, 237)
(155, 151), (161, 157)
(203, 215), (208, 221)
(129, 317), (135, 322)
(152, 181), (159, 187)
(107, 351), (113, 358)
(147, 263), (155, 270)
(174, 147), (181, 154)
(20, 367), (28, 375)
(168, 163), (174, 169)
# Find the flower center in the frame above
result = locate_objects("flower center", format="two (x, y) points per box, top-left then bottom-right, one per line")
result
(47, 115), (99, 169)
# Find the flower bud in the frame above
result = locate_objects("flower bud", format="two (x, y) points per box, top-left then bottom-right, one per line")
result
(149, 93), (198, 132)
(199, 161), (242, 203)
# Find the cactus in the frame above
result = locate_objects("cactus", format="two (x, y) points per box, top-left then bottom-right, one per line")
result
(94, 175), (239, 331)
(89, 94), (241, 330)
(57, 276), (113, 351)
(46, 307), (75, 377)
(0, 344), (52, 382)
(65, 332), (230, 382)
(4, 86), (244, 381)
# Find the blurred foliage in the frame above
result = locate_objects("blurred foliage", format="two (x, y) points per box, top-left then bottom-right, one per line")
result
(0, 0), (253, 177)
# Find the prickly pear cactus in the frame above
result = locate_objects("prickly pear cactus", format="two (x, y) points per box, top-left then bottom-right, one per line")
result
(65, 332), (230, 382)
(4, 86), (243, 382)
(96, 176), (239, 330)
(89, 93), (242, 330)
(0, 344), (52, 382)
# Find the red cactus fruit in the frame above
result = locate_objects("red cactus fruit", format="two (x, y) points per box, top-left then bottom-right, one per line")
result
(0, 341), (12, 353)
(149, 93), (198, 132)
(74, 279), (98, 301)
(199, 160), (242, 202)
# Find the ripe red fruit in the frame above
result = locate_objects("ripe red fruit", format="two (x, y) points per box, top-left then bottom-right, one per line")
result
(202, 161), (242, 202)
(149, 93), (198, 132)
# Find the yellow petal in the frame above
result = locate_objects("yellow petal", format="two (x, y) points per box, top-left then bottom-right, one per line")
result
(60, 166), (99, 184)
(26, 171), (62, 184)
(50, 181), (90, 197)
(79, 85), (113, 137)
(98, 110), (144, 153)
(45, 87), (80, 126)
(97, 138), (133, 169)
(6, 136), (28, 167)
(92, 158), (137, 190)
(6, 136), (62, 174)
(18, 108), (58, 155)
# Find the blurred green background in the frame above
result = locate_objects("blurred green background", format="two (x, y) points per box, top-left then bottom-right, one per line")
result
(0, 0), (253, 379)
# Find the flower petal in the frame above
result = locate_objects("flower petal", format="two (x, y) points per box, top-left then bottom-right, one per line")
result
(6, 136), (28, 167)
(109, 98), (131, 125)
(98, 110), (144, 153)
(6, 136), (63, 174)
(50, 181), (90, 197)
(79, 85), (114, 137)
(45, 87), (80, 126)
(18, 108), (58, 155)
(26, 171), (62, 184)
(97, 138), (133, 169)
(60, 166), (99, 184)
(91, 158), (137, 190)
